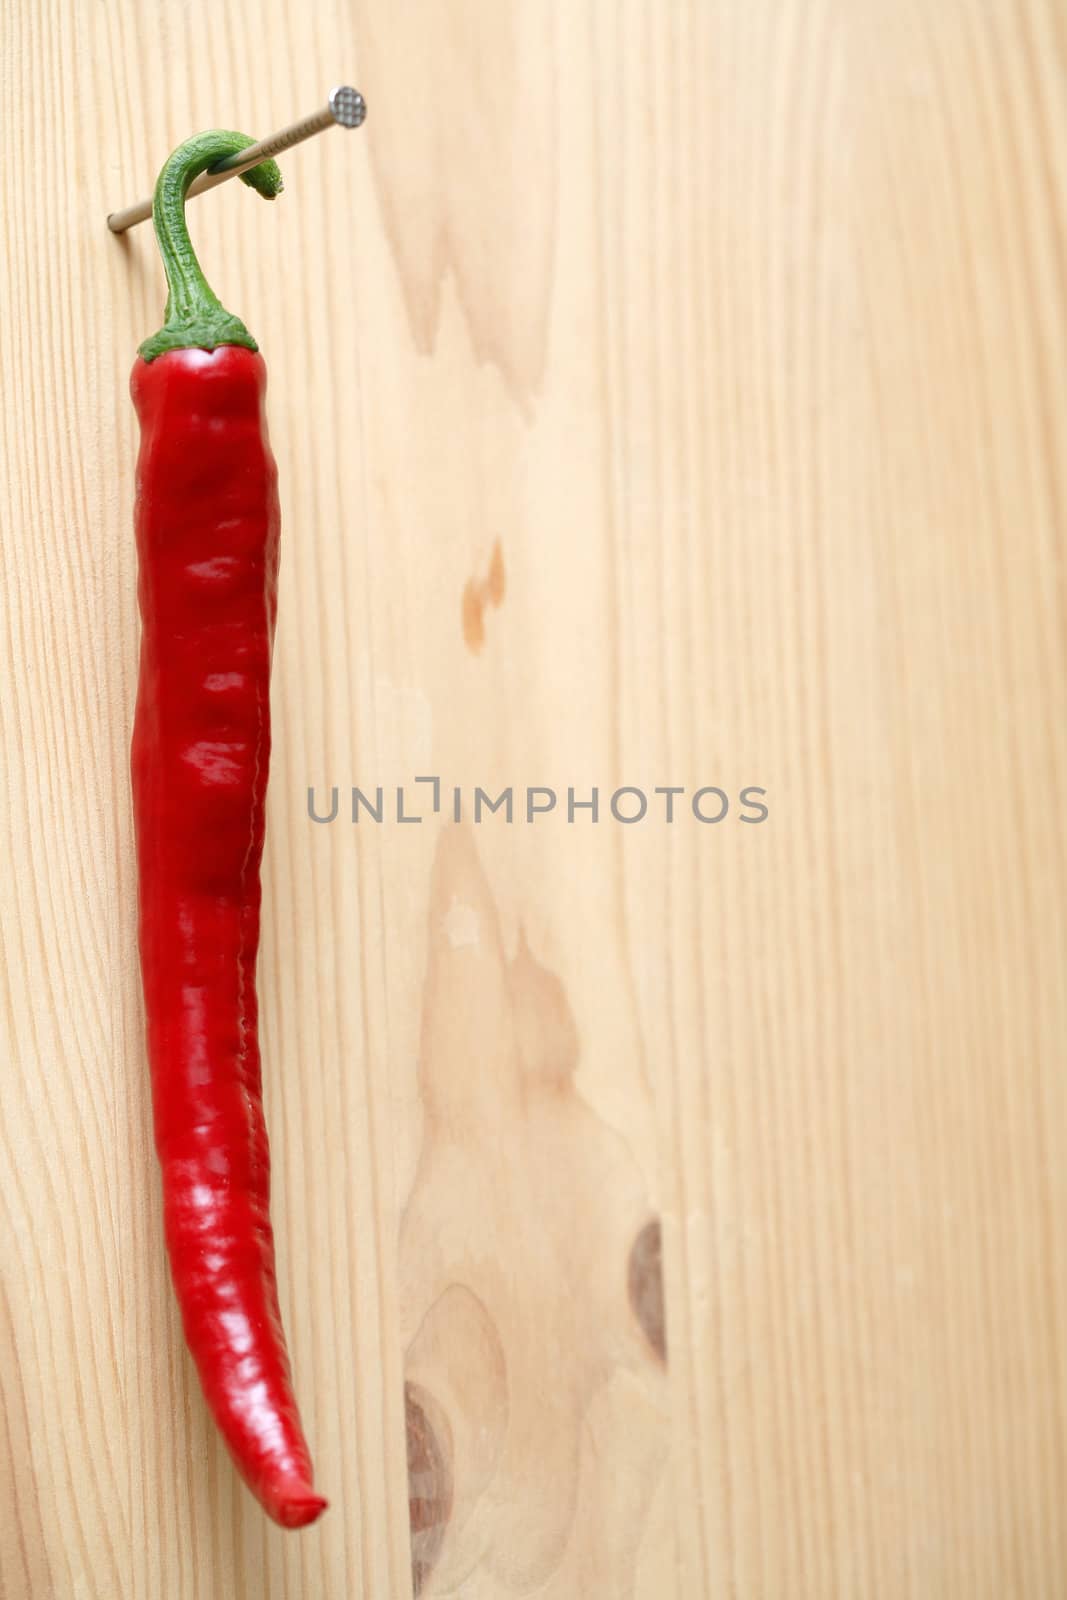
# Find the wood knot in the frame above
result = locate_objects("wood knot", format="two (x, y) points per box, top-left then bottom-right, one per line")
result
(628, 1216), (667, 1363)
(406, 1381), (454, 1596)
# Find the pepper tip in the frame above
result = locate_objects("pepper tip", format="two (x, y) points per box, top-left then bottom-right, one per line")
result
(270, 1482), (328, 1529)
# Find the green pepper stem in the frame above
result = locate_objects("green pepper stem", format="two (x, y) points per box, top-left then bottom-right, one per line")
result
(139, 131), (283, 363)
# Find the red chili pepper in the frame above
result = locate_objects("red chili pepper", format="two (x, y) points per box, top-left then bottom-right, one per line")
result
(130, 132), (324, 1528)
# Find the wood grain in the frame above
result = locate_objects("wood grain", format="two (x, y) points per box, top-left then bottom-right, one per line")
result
(1, 0), (1066, 1594)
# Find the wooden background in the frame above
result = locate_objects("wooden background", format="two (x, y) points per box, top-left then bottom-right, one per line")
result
(2, 1), (1066, 1594)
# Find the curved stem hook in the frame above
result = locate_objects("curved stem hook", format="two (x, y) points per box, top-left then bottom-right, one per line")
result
(140, 130), (282, 363)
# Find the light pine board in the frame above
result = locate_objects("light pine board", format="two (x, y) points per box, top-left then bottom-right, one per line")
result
(2, 1), (1066, 1595)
